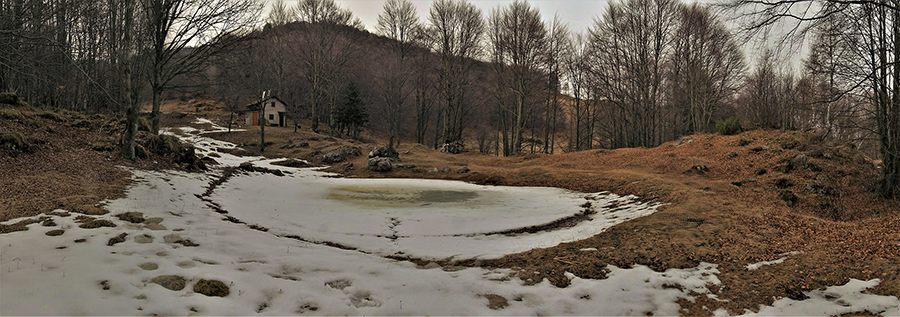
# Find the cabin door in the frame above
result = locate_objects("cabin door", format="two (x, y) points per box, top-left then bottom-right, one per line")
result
(252, 112), (258, 126)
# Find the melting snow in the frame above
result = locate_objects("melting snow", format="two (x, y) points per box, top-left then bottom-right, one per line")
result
(2, 122), (897, 316)
(714, 279), (899, 316)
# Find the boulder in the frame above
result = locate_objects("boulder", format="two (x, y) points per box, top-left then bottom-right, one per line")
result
(457, 167), (470, 174)
(323, 151), (345, 163)
(323, 147), (361, 164)
(791, 154), (809, 170)
(368, 158), (393, 172)
(369, 146), (399, 160)
(440, 141), (465, 154)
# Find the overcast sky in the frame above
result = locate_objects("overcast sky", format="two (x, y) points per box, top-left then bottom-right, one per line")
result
(275, 0), (802, 70)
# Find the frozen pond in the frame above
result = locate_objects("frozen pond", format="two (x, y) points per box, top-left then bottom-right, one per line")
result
(211, 159), (659, 259)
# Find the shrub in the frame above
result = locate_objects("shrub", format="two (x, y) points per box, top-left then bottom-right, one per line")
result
(138, 117), (152, 132)
(0, 108), (25, 121)
(716, 116), (742, 135)
(0, 92), (28, 107)
(38, 111), (65, 122)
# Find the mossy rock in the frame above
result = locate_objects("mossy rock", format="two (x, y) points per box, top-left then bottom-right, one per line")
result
(45, 229), (64, 236)
(151, 275), (186, 291)
(193, 279), (230, 297)
(1, 131), (33, 154)
(79, 219), (116, 229)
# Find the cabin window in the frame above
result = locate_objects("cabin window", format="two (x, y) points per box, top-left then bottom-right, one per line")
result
(269, 114), (274, 120)
(270, 102), (275, 107)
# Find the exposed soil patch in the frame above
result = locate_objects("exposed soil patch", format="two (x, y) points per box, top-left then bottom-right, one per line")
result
(483, 294), (509, 310)
(151, 275), (186, 291)
(193, 279), (230, 297)
(79, 219), (116, 229)
(107, 233), (127, 246)
(45, 229), (64, 236)
(114, 212), (144, 224)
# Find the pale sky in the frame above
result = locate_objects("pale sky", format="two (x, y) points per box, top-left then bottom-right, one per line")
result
(293, 0), (609, 35)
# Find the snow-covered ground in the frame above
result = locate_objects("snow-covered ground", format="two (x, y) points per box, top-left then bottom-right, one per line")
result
(1, 120), (898, 316)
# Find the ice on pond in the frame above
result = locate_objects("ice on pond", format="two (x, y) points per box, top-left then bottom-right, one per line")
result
(328, 184), (482, 207)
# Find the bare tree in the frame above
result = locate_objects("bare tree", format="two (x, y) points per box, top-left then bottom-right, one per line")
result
(141, 0), (263, 134)
(375, 0), (419, 149)
(542, 15), (569, 154)
(267, 0), (295, 26)
(411, 25), (438, 145)
(669, 3), (745, 136)
(488, 0), (547, 155)
(588, 0), (681, 148)
(293, 0), (360, 134)
(294, 0), (363, 29)
(426, 0), (485, 145)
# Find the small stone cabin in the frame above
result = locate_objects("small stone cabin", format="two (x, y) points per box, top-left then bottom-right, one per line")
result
(241, 96), (288, 127)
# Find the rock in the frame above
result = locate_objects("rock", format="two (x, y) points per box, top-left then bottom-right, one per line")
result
(271, 159), (308, 168)
(341, 162), (354, 170)
(792, 154), (809, 170)
(440, 141), (465, 154)
(369, 146), (399, 160)
(457, 167), (470, 174)
(163, 234), (184, 244)
(685, 165), (709, 175)
(774, 177), (795, 189)
(323, 147), (362, 164)
(323, 151), (345, 163)
(676, 137), (696, 146)
(115, 212), (145, 224)
(144, 223), (167, 231)
(367, 158), (393, 172)
(134, 234), (154, 244)
(779, 190), (798, 207)
(440, 167), (451, 173)
(429, 167), (439, 173)
(750, 145), (769, 152)
(143, 217), (164, 225)
(200, 156), (219, 165)
(107, 233), (128, 246)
